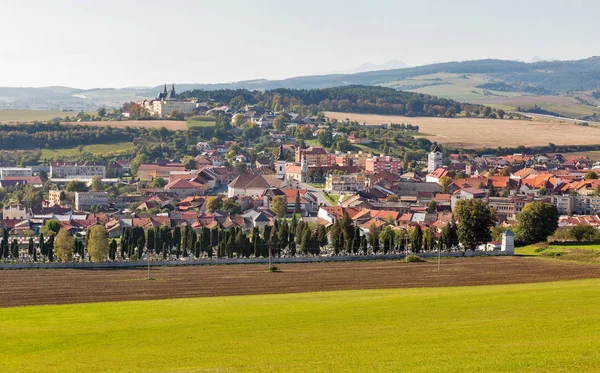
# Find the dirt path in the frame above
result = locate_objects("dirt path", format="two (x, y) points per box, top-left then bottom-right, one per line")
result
(1, 257), (599, 307)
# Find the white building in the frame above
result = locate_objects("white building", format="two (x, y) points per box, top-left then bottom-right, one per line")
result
(152, 100), (198, 117)
(427, 147), (443, 173)
(2, 203), (31, 219)
(50, 162), (106, 179)
(74, 192), (109, 211)
(0, 167), (33, 179)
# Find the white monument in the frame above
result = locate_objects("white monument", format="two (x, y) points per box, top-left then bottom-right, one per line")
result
(501, 230), (515, 255)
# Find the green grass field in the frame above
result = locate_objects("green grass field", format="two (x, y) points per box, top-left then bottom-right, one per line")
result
(0, 109), (74, 123)
(2, 279), (600, 372)
(187, 115), (216, 130)
(40, 141), (135, 160)
(517, 243), (600, 263)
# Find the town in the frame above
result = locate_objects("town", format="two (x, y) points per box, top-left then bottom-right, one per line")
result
(0, 84), (597, 263)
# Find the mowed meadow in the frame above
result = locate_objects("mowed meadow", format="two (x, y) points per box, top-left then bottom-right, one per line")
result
(326, 111), (600, 149)
(2, 279), (600, 372)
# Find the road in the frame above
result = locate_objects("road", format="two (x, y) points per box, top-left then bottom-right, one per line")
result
(290, 179), (333, 207)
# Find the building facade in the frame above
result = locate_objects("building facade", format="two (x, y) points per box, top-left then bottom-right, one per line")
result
(0, 167), (32, 179)
(365, 156), (403, 175)
(50, 162), (106, 179)
(325, 173), (367, 192)
(75, 192), (109, 211)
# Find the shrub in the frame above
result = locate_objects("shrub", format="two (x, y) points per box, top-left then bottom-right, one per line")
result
(541, 251), (561, 257)
(405, 254), (424, 263)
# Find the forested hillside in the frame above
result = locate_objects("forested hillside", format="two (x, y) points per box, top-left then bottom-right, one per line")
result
(179, 85), (477, 116)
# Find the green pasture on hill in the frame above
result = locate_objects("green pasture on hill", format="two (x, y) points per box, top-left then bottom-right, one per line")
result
(2, 279), (600, 372)
(40, 141), (135, 160)
(187, 115), (216, 130)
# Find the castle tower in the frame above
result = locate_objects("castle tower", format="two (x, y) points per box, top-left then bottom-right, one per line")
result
(300, 154), (308, 183)
(276, 143), (286, 180)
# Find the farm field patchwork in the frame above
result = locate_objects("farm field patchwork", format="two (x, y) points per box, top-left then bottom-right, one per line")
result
(2, 278), (600, 372)
(326, 111), (600, 148)
(40, 141), (135, 159)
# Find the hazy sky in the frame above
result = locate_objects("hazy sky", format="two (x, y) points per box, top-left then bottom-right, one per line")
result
(1, 0), (598, 88)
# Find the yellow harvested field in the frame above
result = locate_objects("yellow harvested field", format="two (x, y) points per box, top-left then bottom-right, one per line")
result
(326, 112), (600, 148)
(61, 120), (187, 130)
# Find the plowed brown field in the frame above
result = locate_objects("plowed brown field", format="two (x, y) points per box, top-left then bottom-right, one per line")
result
(1, 257), (600, 307)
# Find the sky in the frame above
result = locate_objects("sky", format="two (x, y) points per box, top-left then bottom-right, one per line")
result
(1, 0), (599, 88)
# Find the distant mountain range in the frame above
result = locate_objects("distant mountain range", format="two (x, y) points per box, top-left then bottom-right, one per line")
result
(0, 57), (599, 110)
(351, 59), (410, 73)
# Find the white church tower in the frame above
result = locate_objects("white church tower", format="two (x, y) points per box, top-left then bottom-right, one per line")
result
(428, 145), (443, 173)
(300, 154), (308, 183)
(276, 143), (286, 180)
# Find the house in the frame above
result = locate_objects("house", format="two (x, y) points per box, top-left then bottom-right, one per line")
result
(137, 163), (186, 180)
(425, 168), (449, 183)
(242, 210), (272, 229)
(2, 203), (31, 220)
(317, 206), (361, 223)
(348, 134), (372, 144)
(228, 172), (271, 198)
(450, 188), (487, 210)
(164, 178), (205, 197)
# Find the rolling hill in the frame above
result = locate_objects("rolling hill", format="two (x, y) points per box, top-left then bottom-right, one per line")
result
(1, 57), (599, 119)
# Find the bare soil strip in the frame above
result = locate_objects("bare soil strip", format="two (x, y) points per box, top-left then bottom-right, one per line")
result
(1, 257), (600, 307)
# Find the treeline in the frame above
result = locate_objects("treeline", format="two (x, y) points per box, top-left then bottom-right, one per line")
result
(178, 85), (474, 117)
(0, 122), (136, 150)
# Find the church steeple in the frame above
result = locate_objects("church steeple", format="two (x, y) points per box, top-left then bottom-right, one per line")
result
(163, 83), (167, 93)
(277, 143), (285, 161)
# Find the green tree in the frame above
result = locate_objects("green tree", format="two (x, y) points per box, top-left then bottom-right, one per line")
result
(182, 156), (197, 170)
(438, 176), (452, 193)
(152, 177), (167, 188)
(273, 115), (287, 132)
(584, 171), (598, 180)
(87, 225), (109, 262)
(318, 130), (333, 148)
(271, 196), (287, 218)
(65, 180), (89, 192)
(206, 196), (222, 213)
(516, 202), (559, 243)
(91, 176), (104, 192)
(97, 107), (107, 118)
(41, 219), (61, 236)
(568, 224), (597, 242)
(411, 225), (423, 253)
(454, 199), (496, 250)
(54, 228), (75, 262)
(516, 201), (558, 242)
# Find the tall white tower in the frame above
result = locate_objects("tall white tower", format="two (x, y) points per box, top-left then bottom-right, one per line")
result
(300, 154), (308, 183)
(276, 143), (286, 180)
(428, 146), (443, 173)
